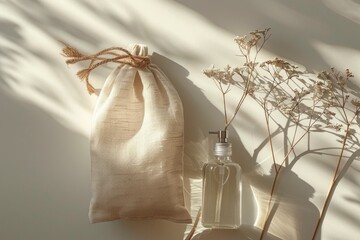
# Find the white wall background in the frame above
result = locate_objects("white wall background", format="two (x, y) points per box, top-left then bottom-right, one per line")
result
(1, 0), (360, 239)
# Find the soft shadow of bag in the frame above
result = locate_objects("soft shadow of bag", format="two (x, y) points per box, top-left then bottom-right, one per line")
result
(62, 44), (191, 223)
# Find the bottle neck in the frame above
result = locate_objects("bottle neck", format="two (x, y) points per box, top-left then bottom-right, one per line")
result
(215, 155), (232, 164)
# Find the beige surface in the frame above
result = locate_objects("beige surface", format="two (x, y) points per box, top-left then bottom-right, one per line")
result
(1, 1), (360, 240)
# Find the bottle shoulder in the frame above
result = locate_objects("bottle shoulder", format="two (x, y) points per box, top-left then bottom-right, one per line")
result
(203, 162), (241, 170)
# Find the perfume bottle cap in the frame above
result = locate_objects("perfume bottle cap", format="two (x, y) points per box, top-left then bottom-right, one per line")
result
(209, 130), (232, 156)
(214, 142), (232, 156)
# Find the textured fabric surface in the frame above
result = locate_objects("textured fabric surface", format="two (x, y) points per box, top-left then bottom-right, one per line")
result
(89, 44), (191, 223)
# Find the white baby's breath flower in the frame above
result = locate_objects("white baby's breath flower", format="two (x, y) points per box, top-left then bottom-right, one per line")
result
(351, 99), (360, 107)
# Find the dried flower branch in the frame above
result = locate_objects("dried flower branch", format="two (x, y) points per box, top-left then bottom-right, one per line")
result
(203, 28), (271, 130)
(203, 28), (360, 240)
(311, 68), (359, 240)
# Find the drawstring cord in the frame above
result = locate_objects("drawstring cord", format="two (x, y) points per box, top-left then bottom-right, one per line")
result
(61, 44), (151, 94)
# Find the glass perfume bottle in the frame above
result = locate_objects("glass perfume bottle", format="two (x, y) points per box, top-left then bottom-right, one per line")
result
(202, 130), (241, 229)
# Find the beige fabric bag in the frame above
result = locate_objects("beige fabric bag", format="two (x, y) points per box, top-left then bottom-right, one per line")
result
(63, 44), (191, 223)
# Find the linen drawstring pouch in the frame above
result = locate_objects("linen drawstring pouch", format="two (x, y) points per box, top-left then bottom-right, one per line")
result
(62, 43), (191, 224)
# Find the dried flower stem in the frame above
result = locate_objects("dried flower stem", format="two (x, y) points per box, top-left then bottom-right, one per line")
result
(257, 61), (330, 239)
(204, 29), (271, 130)
(260, 109), (325, 240)
(185, 208), (202, 240)
(225, 31), (270, 129)
(311, 68), (358, 238)
(264, 106), (278, 172)
(311, 123), (350, 240)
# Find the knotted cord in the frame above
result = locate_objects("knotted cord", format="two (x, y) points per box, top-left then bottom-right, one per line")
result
(61, 44), (151, 94)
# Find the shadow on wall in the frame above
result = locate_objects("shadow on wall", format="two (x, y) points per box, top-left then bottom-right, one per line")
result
(0, 85), (93, 239)
(251, 164), (320, 240)
(151, 52), (260, 228)
(174, 0), (360, 71)
(0, 1), (94, 136)
(0, 0), (207, 136)
(151, 53), (323, 240)
(151, 53), (255, 171)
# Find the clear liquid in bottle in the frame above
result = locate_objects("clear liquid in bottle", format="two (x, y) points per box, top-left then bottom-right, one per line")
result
(202, 132), (241, 229)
